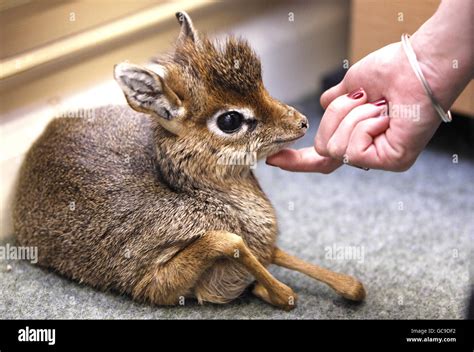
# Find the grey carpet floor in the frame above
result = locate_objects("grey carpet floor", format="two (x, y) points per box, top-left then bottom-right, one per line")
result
(1, 97), (473, 319)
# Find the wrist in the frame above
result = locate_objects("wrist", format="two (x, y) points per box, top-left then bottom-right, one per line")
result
(410, 0), (474, 110)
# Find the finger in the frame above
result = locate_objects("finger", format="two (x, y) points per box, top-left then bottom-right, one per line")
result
(315, 88), (367, 157)
(345, 116), (390, 169)
(266, 147), (342, 173)
(320, 81), (347, 110)
(326, 101), (387, 160)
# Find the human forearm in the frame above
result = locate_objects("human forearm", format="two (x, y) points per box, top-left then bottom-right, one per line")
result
(411, 0), (474, 110)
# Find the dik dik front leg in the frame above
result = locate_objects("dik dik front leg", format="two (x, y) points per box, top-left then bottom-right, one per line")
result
(133, 231), (297, 310)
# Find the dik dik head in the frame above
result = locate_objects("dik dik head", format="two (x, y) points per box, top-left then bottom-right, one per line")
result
(114, 12), (308, 163)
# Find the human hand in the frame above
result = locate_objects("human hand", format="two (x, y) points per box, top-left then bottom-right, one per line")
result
(268, 41), (441, 172)
(267, 0), (473, 173)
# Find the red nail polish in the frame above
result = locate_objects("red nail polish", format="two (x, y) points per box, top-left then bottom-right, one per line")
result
(372, 98), (387, 106)
(348, 88), (364, 100)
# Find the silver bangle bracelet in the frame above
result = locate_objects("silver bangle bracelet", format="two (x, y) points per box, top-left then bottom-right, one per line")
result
(401, 33), (452, 123)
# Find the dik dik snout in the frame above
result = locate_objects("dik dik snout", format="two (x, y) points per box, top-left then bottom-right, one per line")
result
(286, 109), (309, 136)
(271, 111), (308, 145)
(298, 114), (309, 130)
(278, 103), (308, 131)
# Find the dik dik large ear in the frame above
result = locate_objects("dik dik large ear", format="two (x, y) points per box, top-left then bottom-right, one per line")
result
(175, 11), (200, 45)
(114, 62), (184, 135)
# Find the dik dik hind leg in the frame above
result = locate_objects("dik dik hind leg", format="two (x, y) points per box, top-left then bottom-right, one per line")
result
(133, 231), (297, 310)
(272, 247), (366, 301)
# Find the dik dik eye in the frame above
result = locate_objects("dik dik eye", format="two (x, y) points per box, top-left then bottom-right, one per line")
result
(216, 111), (244, 133)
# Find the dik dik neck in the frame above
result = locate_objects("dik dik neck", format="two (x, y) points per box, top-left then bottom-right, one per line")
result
(153, 128), (255, 193)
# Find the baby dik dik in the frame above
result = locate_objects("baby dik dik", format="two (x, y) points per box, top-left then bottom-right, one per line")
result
(13, 12), (365, 310)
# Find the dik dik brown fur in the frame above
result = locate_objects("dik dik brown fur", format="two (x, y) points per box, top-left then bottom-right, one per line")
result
(13, 12), (365, 309)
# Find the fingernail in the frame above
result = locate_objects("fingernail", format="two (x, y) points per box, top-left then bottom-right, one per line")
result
(372, 98), (387, 107)
(353, 165), (370, 171)
(346, 163), (370, 171)
(266, 160), (276, 166)
(348, 88), (364, 100)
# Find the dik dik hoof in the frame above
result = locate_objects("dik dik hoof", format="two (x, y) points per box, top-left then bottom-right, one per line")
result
(339, 280), (366, 302)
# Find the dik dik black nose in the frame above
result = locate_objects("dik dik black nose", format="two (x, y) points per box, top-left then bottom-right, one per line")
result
(300, 116), (308, 129)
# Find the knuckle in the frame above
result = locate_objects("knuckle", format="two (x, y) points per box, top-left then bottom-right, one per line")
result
(320, 94), (328, 108)
(320, 158), (339, 174)
(320, 167), (333, 175)
(325, 101), (342, 116)
(345, 149), (366, 169)
(392, 156), (416, 172)
(344, 145), (357, 161)
(386, 145), (417, 172)
(327, 140), (343, 159)
(314, 136), (329, 156)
